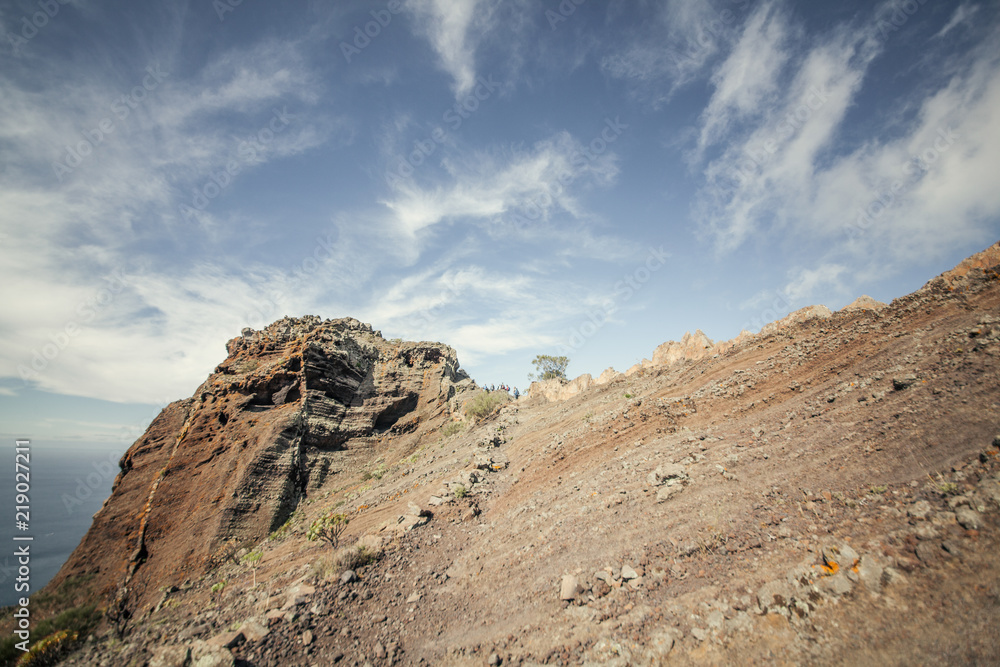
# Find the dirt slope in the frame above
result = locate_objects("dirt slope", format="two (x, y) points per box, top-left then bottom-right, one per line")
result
(22, 240), (1000, 666)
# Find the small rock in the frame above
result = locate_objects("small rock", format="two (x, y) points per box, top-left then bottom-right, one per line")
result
(882, 567), (905, 586)
(757, 580), (793, 612)
(706, 610), (725, 630)
(239, 619), (269, 642)
(914, 541), (941, 563)
(190, 641), (235, 667)
(406, 592), (422, 604)
(907, 500), (933, 520)
(374, 643), (387, 659)
(149, 645), (191, 667)
(207, 631), (244, 650)
(656, 485), (683, 503)
(408, 501), (431, 517)
(892, 375), (917, 390)
(956, 507), (981, 530)
(488, 652), (502, 666)
(621, 565), (639, 581)
(691, 627), (708, 642)
(427, 495), (449, 507)
(560, 575), (581, 601)
(856, 556), (884, 592)
(340, 570), (358, 585)
(302, 630), (314, 646)
(819, 573), (853, 597)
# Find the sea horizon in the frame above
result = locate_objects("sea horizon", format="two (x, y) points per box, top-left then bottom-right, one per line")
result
(1, 441), (123, 608)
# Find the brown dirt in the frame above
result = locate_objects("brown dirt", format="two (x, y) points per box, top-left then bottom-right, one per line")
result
(19, 242), (1000, 666)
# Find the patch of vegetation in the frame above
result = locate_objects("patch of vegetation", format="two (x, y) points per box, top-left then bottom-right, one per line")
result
(464, 391), (508, 420)
(306, 512), (350, 549)
(29, 575), (95, 611)
(210, 581), (226, 595)
(442, 422), (464, 437)
(868, 485), (888, 495)
(453, 484), (467, 499)
(242, 548), (263, 587)
(311, 544), (381, 580)
(624, 393), (633, 399)
(938, 482), (959, 496)
(268, 512), (299, 542)
(529, 354), (569, 381)
(0, 604), (100, 667)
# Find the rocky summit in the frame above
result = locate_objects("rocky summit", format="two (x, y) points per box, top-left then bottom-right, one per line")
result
(11, 241), (1000, 666)
(50, 316), (476, 610)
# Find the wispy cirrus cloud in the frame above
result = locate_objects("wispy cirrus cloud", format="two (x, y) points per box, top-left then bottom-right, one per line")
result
(405, 0), (488, 99)
(691, 1), (1000, 303)
(601, 0), (742, 107)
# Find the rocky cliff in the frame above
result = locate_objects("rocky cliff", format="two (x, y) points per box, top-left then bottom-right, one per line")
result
(52, 316), (475, 601)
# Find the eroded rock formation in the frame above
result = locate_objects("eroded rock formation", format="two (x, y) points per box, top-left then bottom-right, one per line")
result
(53, 316), (475, 599)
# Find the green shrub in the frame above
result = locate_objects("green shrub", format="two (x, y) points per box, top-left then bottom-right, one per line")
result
(442, 422), (464, 437)
(0, 603), (101, 667)
(464, 391), (509, 420)
(307, 512), (350, 549)
(453, 484), (467, 499)
(14, 629), (77, 666)
(530, 355), (569, 381)
(311, 544), (380, 580)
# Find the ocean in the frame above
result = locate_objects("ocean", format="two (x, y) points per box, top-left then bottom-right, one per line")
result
(1, 442), (122, 607)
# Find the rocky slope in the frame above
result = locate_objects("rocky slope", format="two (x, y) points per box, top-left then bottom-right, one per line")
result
(13, 240), (1000, 667)
(48, 316), (476, 610)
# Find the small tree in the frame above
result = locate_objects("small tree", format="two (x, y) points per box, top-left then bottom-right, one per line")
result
(307, 512), (350, 549)
(242, 548), (263, 587)
(530, 355), (569, 381)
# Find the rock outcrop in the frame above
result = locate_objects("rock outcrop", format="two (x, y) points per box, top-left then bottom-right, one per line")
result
(52, 316), (475, 601)
(921, 240), (1000, 292)
(651, 330), (715, 366)
(528, 373), (595, 403)
(841, 295), (888, 312)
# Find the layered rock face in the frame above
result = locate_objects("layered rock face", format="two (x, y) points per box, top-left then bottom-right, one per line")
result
(54, 316), (474, 598)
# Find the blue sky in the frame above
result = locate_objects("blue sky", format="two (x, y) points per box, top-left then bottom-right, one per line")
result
(1, 0), (999, 444)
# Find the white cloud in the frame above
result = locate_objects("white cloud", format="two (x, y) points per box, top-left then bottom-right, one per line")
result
(692, 3), (1000, 301)
(934, 3), (979, 40)
(381, 131), (620, 241)
(696, 1), (793, 155)
(406, 0), (485, 99)
(695, 19), (882, 252)
(0, 32), (345, 403)
(600, 0), (734, 106)
(783, 264), (848, 304)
